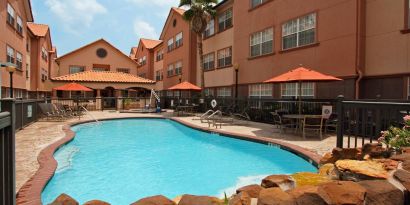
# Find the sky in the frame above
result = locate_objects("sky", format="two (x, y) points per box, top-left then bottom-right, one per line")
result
(31, 0), (182, 56)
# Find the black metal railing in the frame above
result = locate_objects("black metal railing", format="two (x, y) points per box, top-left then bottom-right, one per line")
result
(2, 99), (48, 131)
(336, 96), (410, 148)
(0, 100), (15, 205)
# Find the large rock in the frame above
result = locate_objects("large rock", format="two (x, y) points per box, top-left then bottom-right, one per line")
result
(236, 184), (263, 198)
(287, 185), (326, 205)
(317, 181), (366, 205)
(178, 195), (222, 205)
(229, 192), (251, 205)
(319, 152), (337, 165)
(261, 175), (295, 190)
(361, 143), (389, 159)
(393, 169), (410, 191)
(358, 180), (404, 205)
(291, 172), (332, 187)
(83, 200), (110, 205)
(335, 159), (389, 181)
(49, 194), (79, 205)
(257, 188), (295, 205)
(374, 158), (399, 171)
(390, 153), (410, 161)
(403, 160), (410, 172)
(131, 195), (176, 205)
(332, 147), (360, 160)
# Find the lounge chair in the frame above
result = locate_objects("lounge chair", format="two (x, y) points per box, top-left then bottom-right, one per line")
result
(39, 103), (65, 121)
(207, 110), (235, 128)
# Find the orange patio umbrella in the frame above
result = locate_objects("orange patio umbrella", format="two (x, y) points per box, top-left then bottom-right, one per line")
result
(264, 67), (342, 114)
(168, 81), (201, 91)
(53, 82), (93, 91)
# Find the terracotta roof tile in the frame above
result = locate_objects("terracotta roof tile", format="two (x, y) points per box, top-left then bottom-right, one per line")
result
(27, 23), (49, 37)
(172, 7), (185, 15)
(52, 71), (155, 84)
(140, 39), (163, 49)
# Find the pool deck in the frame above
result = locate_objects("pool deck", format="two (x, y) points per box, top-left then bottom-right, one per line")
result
(15, 111), (338, 194)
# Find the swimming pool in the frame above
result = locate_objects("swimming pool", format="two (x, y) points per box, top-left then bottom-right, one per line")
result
(41, 119), (316, 204)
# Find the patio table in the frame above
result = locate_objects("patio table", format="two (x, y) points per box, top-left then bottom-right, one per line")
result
(176, 105), (195, 116)
(282, 114), (323, 134)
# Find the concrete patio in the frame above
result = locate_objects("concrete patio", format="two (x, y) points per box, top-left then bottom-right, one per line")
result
(15, 111), (338, 192)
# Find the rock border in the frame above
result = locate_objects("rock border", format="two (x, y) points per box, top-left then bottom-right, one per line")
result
(16, 116), (321, 205)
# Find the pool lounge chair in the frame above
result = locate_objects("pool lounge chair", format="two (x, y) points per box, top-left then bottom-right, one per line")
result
(39, 103), (65, 121)
(207, 111), (235, 128)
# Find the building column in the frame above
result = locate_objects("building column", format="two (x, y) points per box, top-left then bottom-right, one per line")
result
(96, 89), (102, 111)
(116, 89), (123, 110)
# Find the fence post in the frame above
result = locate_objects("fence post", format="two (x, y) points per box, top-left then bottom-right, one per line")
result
(336, 95), (344, 148)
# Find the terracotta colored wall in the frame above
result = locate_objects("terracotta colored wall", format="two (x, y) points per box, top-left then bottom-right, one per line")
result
(161, 11), (197, 89)
(56, 40), (139, 76)
(30, 34), (52, 92)
(233, 0), (358, 86)
(365, 0), (410, 76)
(153, 45), (164, 91)
(135, 42), (153, 79)
(0, 0), (30, 90)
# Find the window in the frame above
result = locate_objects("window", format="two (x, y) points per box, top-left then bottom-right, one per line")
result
(175, 61), (182, 75)
(249, 84), (273, 97)
(408, 77), (410, 100)
(41, 68), (48, 81)
(250, 28), (273, 57)
(282, 13), (317, 50)
(41, 47), (48, 61)
(217, 47), (232, 68)
(16, 52), (22, 70)
(141, 56), (147, 65)
(7, 3), (15, 26)
(69, 66), (85, 74)
(251, 0), (270, 8)
(218, 9), (233, 32)
(281, 82), (315, 98)
(217, 87), (232, 97)
(117, 68), (130, 73)
(16, 16), (23, 34)
(167, 38), (174, 52)
(156, 49), (164, 61)
(155, 70), (163, 81)
(167, 91), (173, 97)
(167, 64), (174, 76)
(204, 19), (215, 38)
(26, 63), (30, 79)
(203, 53), (215, 71)
(204, 88), (214, 97)
(93, 67), (109, 72)
(175, 32), (183, 48)
(139, 73), (146, 78)
(6, 46), (15, 64)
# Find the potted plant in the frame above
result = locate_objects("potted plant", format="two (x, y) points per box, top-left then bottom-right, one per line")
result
(378, 115), (410, 153)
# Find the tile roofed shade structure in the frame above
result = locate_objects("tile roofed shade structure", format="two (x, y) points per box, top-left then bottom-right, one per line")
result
(52, 71), (155, 84)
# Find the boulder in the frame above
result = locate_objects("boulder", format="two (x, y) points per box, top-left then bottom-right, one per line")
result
(318, 163), (334, 175)
(287, 185), (326, 205)
(317, 181), (366, 205)
(319, 152), (337, 165)
(361, 143), (389, 159)
(358, 180), (404, 205)
(335, 160), (389, 181)
(402, 147), (410, 154)
(291, 172), (332, 187)
(229, 192), (251, 205)
(261, 175), (295, 190)
(178, 195), (222, 205)
(403, 160), (410, 172)
(131, 195), (176, 205)
(332, 147), (360, 160)
(374, 158), (399, 171)
(236, 184), (263, 198)
(393, 169), (410, 191)
(49, 193), (79, 205)
(83, 200), (110, 205)
(390, 153), (410, 161)
(257, 188), (295, 205)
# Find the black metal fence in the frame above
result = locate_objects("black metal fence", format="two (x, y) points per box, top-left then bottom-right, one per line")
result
(336, 97), (410, 148)
(2, 99), (48, 131)
(0, 100), (15, 205)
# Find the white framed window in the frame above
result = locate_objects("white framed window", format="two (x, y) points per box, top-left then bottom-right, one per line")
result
(282, 13), (316, 50)
(203, 53), (215, 71)
(69, 66), (85, 74)
(155, 70), (163, 81)
(167, 38), (174, 52)
(141, 56), (147, 65)
(175, 32), (183, 48)
(250, 28), (273, 57)
(249, 84), (273, 97)
(16, 52), (22, 70)
(204, 19), (215, 38)
(217, 87), (232, 97)
(204, 88), (214, 97)
(156, 49), (164, 61)
(175, 61), (182, 75)
(167, 64), (174, 76)
(281, 82), (315, 98)
(41, 47), (48, 61)
(93, 67), (109, 72)
(218, 9), (233, 32)
(7, 46), (15, 64)
(41, 68), (48, 81)
(167, 91), (173, 97)
(217, 47), (232, 68)
(117, 68), (130, 73)
(16, 16), (23, 34)
(7, 3), (15, 26)
(251, 0), (270, 8)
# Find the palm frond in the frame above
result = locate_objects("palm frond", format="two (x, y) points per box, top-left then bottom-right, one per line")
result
(182, 9), (195, 21)
(179, 0), (192, 7)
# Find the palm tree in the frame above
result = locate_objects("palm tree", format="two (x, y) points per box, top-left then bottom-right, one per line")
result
(179, 0), (218, 98)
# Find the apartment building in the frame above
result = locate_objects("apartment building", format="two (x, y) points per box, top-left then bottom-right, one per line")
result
(130, 38), (162, 79)
(153, 43), (164, 92)
(0, 0), (33, 98)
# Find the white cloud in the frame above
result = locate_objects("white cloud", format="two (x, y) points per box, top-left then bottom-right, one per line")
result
(45, 0), (107, 34)
(127, 0), (180, 7)
(133, 19), (158, 40)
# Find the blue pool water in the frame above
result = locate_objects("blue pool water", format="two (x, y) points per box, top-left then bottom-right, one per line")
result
(42, 119), (316, 204)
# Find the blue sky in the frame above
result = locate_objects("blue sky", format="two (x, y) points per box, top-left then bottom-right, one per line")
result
(31, 0), (181, 56)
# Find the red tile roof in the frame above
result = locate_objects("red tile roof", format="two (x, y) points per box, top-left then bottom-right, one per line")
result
(140, 39), (163, 49)
(172, 7), (186, 15)
(27, 23), (49, 37)
(52, 71), (155, 84)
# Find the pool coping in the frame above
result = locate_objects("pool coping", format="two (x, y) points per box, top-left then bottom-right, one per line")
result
(16, 116), (322, 205)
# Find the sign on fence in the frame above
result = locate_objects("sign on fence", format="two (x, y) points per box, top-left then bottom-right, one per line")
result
(27, 105), (32, 118)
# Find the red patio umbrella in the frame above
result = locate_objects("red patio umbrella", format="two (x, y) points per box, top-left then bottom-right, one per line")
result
(264, 67), (342, 114)
(168, 81), (202, 91)
(53, 82), (93, 91)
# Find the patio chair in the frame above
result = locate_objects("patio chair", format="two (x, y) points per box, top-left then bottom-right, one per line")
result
(54, 103), (74, 118)
(38, 103), (65, 121)
(302, 115), (324, 139)
(271, 112), (297, 134)
(325, 113), (338, 134)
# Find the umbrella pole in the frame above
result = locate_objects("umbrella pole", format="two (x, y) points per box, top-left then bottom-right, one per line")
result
(298, 81), (302, 115)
